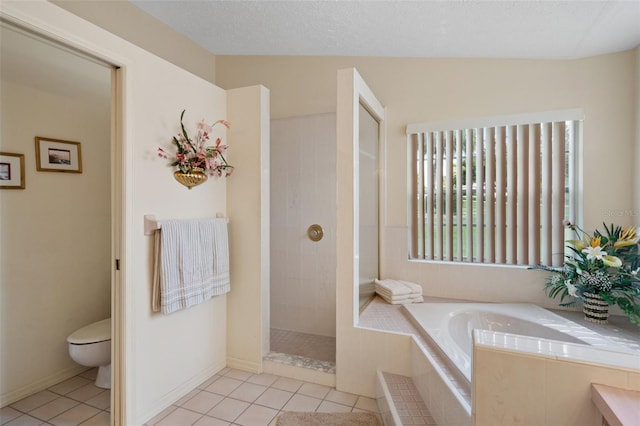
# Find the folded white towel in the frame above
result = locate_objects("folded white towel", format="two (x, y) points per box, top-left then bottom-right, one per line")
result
(398, 280), (423, 295)
(374, 279), (414, 296)
(378, 293), (424, 305)
(375, 286), (419, 299)
(375, 279), (423, 301)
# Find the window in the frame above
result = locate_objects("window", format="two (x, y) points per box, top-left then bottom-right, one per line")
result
(407, 110), (582, 267)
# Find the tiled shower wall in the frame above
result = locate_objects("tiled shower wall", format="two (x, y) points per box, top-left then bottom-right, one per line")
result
(270, 114), (337, 338)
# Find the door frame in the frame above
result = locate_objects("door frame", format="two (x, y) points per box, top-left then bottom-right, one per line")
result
(0, 6), (129, 424)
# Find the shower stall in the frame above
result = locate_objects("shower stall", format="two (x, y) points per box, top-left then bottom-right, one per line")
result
(269, 107), (380, 370)
(269, 113), (338, 367)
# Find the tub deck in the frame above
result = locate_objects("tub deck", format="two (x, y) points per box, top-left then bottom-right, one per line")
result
(359, 295), (640, 411)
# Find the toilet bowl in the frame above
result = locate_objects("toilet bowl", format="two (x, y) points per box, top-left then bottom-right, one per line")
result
(67, 318), (111, 389)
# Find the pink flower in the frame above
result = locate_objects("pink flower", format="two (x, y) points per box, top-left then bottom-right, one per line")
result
(197, 120), (213, 134)
(159, 110), (234, 176)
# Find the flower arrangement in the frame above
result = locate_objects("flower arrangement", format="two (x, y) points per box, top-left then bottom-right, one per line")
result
(158, 109), (233, 177)
(538, 221), (640, 326)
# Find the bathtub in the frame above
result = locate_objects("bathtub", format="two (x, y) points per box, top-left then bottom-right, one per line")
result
(403, 303), (637, 383)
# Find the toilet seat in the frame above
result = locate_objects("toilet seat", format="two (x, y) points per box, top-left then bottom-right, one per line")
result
(67, 318), (110, 344)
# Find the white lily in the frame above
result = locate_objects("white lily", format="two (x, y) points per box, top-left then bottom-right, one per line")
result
(582, 245), (607, 261)
(564, 280), (578, 297)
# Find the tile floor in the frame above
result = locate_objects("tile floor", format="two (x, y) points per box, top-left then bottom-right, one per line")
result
(145, 367), (379, 426)
(2, 368), (379, 426)
(1, 368), (110, 426)
(2, 297), (425, 426)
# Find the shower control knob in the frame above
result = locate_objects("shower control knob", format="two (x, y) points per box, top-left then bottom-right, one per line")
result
(307, 224), (324, 242)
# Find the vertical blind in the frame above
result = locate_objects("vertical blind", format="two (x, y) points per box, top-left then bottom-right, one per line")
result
(408, 111), (582, 267)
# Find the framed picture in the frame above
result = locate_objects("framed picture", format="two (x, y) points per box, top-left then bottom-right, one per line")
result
(0, 152), (26, 189)
(35, 137), (82, 173)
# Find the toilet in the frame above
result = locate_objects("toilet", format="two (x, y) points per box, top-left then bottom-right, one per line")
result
(67, 318), (111, 389)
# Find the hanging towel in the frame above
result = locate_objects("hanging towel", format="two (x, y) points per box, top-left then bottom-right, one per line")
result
(152, 218), (230, 314)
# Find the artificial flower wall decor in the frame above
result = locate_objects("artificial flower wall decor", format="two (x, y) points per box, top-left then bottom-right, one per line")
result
(536, 221), (640, 326)
(158, 110), (233, 189)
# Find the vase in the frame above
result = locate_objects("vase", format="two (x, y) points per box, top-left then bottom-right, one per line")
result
(173, 168), (208, 189)
(582, 292), (609, 324)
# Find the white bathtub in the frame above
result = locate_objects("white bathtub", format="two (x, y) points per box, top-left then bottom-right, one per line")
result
(403, 303), (637, 383)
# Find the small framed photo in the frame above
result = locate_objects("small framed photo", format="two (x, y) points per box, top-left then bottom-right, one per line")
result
(0, 152), (26, 189)
(35, 137), (82, 173)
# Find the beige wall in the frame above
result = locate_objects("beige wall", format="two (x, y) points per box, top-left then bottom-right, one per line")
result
(226, 85), (271, 372)
(217, 52), (639, 308)
(51, 0), (216, 84)
(0, 2), (236, 423)
(0, 34), (111, 404)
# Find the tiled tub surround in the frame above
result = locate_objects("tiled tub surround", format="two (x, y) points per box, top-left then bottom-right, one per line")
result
(404, 302), (638, 385)
(361, 297), (640, 426)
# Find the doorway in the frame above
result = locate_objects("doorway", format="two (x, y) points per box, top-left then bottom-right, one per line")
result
(269, 113), (337, 370)
(0, 20), (117, 425)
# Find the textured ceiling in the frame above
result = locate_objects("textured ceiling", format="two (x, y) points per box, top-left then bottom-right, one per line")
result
(131, 0), (640, 59)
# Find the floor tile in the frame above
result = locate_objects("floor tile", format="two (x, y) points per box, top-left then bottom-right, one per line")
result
(234, 404), (278, 426)
(197, 375), (221, 390)
(49, 403), (100, 426)
(297, 382), (330, 399)
(281, 394), (321, 412)
(9, 391), (59, 413)
(175, 389), (201, 406)
(78, 369), (98, 381)
(3, 414), (45, 426)
(65, 384), (106, 403)
(222, 369), (252, 381)
(316, 400), (352, 413)
(84, 392), (110, 411)
(29, 397), (79, 421)
(192, 416), (230, 426)
(154, 407), (202, 426)
(1, 406), (22, 424)
(205, 377), (243, 396)
(324, 389), (358, 407)
(206, 398), (249, 423)
(49, 377), (92, 396)
(79, 412), (110, 426)
(253, 388), (293, 410)
(181, 391), (224, 414)
(228, 382), (267, 403)
(354, 396), (379, 412)
(270, 377), (303, 393)
(144, 406), (176, 426)
(246, 373), (278, 387)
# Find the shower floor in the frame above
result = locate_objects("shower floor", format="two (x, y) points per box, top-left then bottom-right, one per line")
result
(270, 328), (336, 363)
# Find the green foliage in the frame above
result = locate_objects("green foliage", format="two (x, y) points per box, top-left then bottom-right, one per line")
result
(535, 222), (640, 328)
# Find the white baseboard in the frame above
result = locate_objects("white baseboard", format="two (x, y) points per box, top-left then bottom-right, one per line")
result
(1, 365), (87, 407)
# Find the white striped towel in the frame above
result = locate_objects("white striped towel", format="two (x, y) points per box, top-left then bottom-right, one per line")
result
(152, 218), (230, 315)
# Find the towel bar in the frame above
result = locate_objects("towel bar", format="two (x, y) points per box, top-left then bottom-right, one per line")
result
(144, 213), (229, 236)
